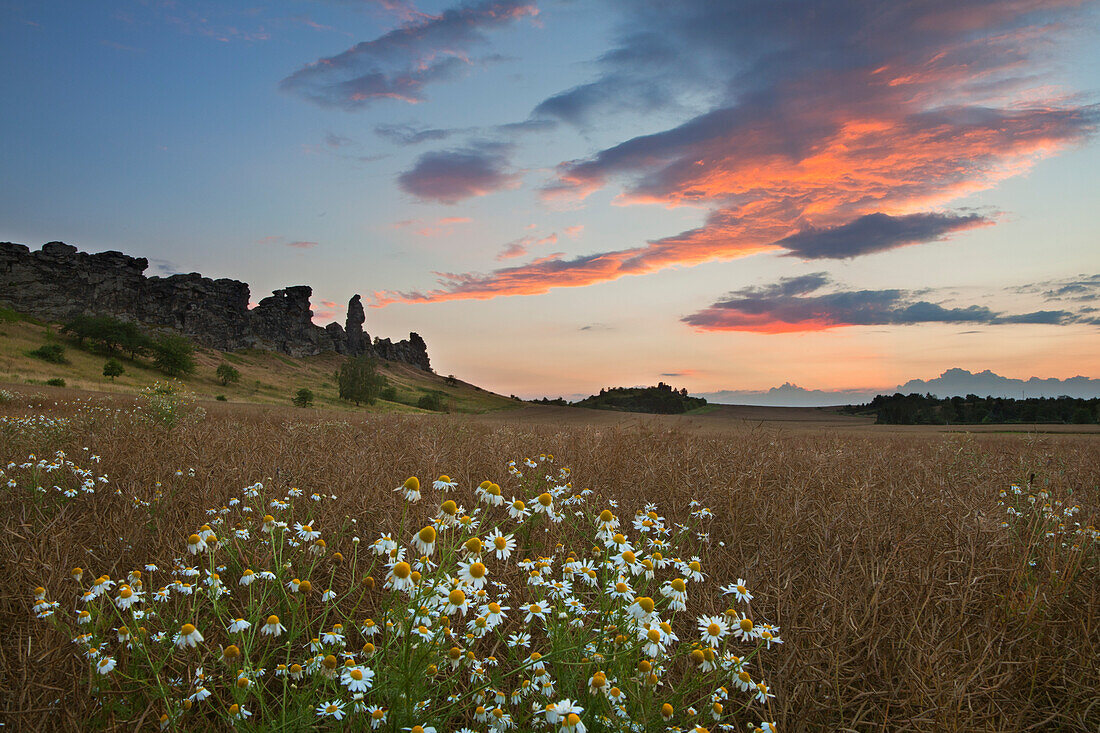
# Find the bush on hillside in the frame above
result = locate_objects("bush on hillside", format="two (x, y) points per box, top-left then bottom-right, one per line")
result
(28, 343), (68, 364)
(152, 334), (196, 377)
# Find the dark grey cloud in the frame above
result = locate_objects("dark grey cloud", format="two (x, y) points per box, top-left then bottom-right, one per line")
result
(280, 0), (537, 109)
(1014, 274), (1100, 301)
(683, 273), (1084, 332)
(397, 142), (519, 204)
(777, 211), (992, 259)
(374, 123), (458, 146)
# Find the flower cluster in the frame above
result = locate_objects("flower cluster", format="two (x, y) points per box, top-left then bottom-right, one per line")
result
(35, 457), (782, 732)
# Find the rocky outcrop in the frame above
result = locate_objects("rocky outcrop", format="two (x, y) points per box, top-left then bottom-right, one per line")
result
(0, 241), (431, 369)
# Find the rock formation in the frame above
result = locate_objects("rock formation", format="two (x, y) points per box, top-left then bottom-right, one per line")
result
(0, 241), (430, 370)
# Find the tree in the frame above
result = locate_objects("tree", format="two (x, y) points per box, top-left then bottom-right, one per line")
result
(216, 363), (241, 386)
(292, 388), (314, 408)
(152, 334), (196, 377)
(103, 358), (124, 381)
(337, 355), (386, 406)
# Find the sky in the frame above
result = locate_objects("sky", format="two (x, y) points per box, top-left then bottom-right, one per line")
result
(2, 0), (1099, 401)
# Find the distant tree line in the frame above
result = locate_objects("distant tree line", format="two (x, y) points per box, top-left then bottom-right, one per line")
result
(843, 393), (1100, 425)
(530, 382), (707, 415)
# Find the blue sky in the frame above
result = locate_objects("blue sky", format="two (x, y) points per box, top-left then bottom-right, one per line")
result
(2, 0), (1098, 399)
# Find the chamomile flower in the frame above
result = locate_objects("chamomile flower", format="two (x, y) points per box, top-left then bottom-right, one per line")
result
(95, 656), (116, 675)
(317, 700), (346, 720)
(342, 665), (375, 693)
(261, 615), (286, 636)
(697, 615), (729, 646)
(412, 525), (437, 556)
(508, 499), (531, 521)
(227, 618), (251, 633)
(457, 560), (489, 589)
(721, 578), (753, 604)
(294, 522), (320, 541)
(397, 477), (422, 503)
(388, 561), (415, 592)
(174, 623), (203, 648)
(486, 529), (516, 561)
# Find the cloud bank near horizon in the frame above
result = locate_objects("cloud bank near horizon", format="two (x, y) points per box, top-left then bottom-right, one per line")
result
(682, 273), (1093, 333)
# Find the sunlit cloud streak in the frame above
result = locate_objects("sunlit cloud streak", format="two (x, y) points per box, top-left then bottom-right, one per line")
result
(377, 0), (1097, 305)
(280, 0), (538, 109)
(682, 273), (1086, 333)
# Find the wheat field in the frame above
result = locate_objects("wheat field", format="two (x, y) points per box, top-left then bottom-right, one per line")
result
(1, 387), (1097, 731)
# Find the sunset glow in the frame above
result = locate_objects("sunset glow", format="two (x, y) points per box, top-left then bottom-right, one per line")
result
(2, 0), (1097, 400)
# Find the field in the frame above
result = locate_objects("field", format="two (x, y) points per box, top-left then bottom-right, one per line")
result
(1, 384), (1098, 732)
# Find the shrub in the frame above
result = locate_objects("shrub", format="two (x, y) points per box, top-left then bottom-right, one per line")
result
(337, 355), (386, 406)
(45, 378), (66, 387)
(216, 394), (228, 402)
(292, 388), (315, 408)
(418, 390), (446, 412)
(152, 334), (196, 377)
(102, 358), (124, 381)
(216, 363), (241, 387)
(28, 343), (68, 364)
(380, 386), (399, 402)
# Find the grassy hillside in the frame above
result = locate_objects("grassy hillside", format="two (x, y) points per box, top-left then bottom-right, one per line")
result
(0, 307), (517, 413)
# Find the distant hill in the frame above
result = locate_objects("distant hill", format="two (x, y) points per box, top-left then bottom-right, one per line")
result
(697, 369), (1100, 407)
(572, 383), (707, 414)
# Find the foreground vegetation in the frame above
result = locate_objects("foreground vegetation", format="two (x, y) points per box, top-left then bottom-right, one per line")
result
(1, 385), (1097, 731)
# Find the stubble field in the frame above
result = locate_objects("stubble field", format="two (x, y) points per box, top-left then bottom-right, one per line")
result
(1, 385), (1098, 732)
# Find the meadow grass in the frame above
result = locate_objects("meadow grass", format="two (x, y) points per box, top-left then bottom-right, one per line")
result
(0, 388), (1097, 731)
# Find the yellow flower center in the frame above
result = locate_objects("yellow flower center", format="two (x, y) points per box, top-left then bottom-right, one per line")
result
(599, 510), (614, 523)
(468, 562), (486, 579)
(393, 562), (412, 579)
(403, 477), (420, 491)
(322, 655), (338, 669)
(707, 623), (721, 636)
(740, 618), (753, 633)
(181, 624), (196, 636)
(538, 492), (552, 506)
(418, 526), (436, 544)
(449, 589), (466, 606)
(224, 644), (240, 658)
(647, 629), (661, 642)
(612, 533), (626, 545)
(187, 534), (201, 545)
(441, 500), (457, 515)
(465, 537), (482, 554)
(671, 579), (686, 593)
(350, 669), (363, 681)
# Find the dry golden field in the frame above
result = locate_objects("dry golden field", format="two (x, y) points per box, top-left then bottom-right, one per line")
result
(1, 384), (1098, 731)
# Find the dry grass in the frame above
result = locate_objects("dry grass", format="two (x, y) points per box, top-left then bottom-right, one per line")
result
(1, 388), (1098, 731)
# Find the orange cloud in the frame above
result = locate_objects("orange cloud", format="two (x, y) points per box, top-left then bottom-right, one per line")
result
(374, 2), (1096, 305)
